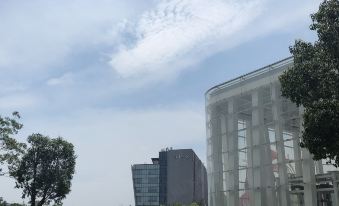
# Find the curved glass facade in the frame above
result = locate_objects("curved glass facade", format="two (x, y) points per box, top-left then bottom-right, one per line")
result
(205, 58), (339, 206)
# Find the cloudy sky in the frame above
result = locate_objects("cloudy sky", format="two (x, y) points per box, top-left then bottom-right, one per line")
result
(0, 0), (320, 205)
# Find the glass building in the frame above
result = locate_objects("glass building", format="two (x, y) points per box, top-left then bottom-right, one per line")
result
(205, 57), (339, 206)
(132, 158), (160, 206)
(132, 149), (208, 206)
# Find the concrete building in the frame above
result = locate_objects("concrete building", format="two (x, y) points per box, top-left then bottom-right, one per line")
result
(205, 57), (339, 206)
(132, 148), (208, 206)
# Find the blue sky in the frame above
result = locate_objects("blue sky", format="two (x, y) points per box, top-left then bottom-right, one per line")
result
(0, 0), (320, 205)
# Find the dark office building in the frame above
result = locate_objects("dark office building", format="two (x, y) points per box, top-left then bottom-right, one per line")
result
(132, 148), (208, 206)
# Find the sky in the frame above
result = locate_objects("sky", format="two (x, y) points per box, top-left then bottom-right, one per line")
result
(0, 0), (320, 205)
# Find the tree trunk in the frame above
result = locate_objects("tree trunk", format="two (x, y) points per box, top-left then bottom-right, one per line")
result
(31, 152), (38, 206)
(38, 194), (46, 206)
(30, 193), (36, 206)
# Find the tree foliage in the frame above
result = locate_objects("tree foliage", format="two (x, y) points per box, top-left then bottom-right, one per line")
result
(9, 134), (76, 206)
(279, 0), (339, 165)
(0, 112), (25, 175)
(0, 197), (25, 206)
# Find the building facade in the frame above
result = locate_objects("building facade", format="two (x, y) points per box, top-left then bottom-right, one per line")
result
(205, 57), (339, 206)
(132, 149), (208, 206)
(132, 158), (160, 206)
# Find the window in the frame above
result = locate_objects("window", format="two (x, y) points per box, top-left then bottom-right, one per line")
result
(135, 196), (142, 202)
(134, 178), (142, 184)
(149, 196), (158, 202)
(134, 169), (142, 175)
(148, 169), (158, 175)
(148, 177), (158, 184)
(135, 187), (142, 193)
(148, 186), (158, 193)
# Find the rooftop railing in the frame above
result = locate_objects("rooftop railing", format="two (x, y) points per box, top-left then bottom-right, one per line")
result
(205, 56), (294, 98)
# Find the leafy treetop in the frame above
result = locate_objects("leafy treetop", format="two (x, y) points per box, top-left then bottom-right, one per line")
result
(9, 134), (76, 206)
(0, 112), (25, 175)
(280, 0), (339, 166)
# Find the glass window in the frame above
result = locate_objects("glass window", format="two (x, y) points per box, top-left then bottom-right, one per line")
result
(239, 169), (248, 190)
(135, 187), (142, 193)
(322, 159), (338, 173)
(148, 177), (159, 184)
(238, 131), (247, 149)
(270, 143), (278, 166)
(268, 128), (276, 143)
(286, 162), (297, 176)
(283, 131), (293, 140)
(238, 149), (248, 168)
(148, 169), (158, 175)
(239, 189), (250, 206)
(134, 178), (142, 184)
(284, 140), (295, 160)
(148, 186), (158, 193)
(149, 196), (158, 202)
(136, 196), (142, 202)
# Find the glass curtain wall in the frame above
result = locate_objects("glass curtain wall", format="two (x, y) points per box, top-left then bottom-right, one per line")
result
(132, 164), (160, 206)
(205, 58), (339, 206)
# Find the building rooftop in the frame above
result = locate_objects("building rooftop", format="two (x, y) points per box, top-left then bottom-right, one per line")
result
(205, 56), (293, 99)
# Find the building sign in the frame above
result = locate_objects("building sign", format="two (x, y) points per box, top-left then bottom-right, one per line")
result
(175, 154), (190, 159)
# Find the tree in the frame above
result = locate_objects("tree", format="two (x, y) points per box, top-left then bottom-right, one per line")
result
(0, 112), (22, 140)
(9, 134), (76, 206)
(0, 112), (25, 175)
(0, 197), (26, 206)
(0, 197), (6, 206)
(279, 0), (339, 166)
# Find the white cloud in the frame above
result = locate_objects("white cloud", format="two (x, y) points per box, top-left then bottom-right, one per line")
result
(110, 0), (264, 78)
(110, 0), (320, 80)
(0, 0), (148, 74)
(47, 72), (74, 86)
(0, 104), (206, 206)
(0, 0), (320, 91)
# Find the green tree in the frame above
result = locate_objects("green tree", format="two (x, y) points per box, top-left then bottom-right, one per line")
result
(9, 134), (76, 206)
(0, 197), (6, 206)
(280, 0), (339, 165)
(0, 112), (22, 140)
(0, 112), (25, 175)
(0, 197), (26, 206)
